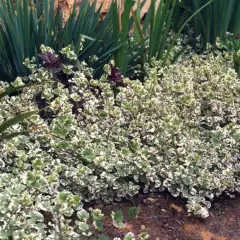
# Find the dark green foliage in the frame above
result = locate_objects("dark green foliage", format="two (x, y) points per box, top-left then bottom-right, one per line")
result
(111, 210), (124, 228)
(128, 207), (140, 219)
(0, 0), (239, 81)
(0, 0), (116, 81)
(180, 0), (240, 49)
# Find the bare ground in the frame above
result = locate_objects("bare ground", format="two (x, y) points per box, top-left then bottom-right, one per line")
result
(91, 193), (240, 240)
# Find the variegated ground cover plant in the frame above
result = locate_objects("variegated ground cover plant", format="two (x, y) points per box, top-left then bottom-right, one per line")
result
(0, 45), (240, 239)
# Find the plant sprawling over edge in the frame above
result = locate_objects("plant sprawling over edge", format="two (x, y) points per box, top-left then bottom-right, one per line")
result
(0, 46), (240, 238)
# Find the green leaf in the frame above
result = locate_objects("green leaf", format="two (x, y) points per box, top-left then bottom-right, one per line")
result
(32, 159), (44, 170)
(30, 210), (44, 222)
(78, 222), (90, 232)
(77, 209), (89, 221)
(94, 219), (104, 231)
(124, 233), (135, 240)
(0, 131), (28, 142)
(0, 0), (116, 80)
(128, 207), (140, 219)
(55, 141), (70, 149)
(111, 210), (124, 228)
(0, 110), (37, 134)
(72, 195), (81, 207)
(186, 0), (239, 49)
(27, 171), (35, 181)
(82, 148), (95, 162)
(112, 0), (135, 74)
(0, 83), (36, 100)
(130, 7), (146, 69)
(171, 45), (188, 64)
(98, 234), (109, 240)
(163, 0), (214, 65)
(138, 232), (150, 240)
(58, 192), (69, 202)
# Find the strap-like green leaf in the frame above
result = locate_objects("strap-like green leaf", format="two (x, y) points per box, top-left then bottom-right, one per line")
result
(0, 83), (36, 100)
(0, 131), (29, 142)
(0, 110), (37, 134)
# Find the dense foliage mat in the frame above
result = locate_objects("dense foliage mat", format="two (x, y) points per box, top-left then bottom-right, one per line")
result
(0, 47), (239, 238)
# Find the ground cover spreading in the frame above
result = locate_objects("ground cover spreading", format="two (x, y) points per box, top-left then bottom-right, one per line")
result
(0, 45), (239, 239)
(0, 0), (240, 239)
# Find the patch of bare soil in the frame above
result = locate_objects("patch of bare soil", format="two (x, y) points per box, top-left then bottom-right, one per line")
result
(92, 193), (240, 240)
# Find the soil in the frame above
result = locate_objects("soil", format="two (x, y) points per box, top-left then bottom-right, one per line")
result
(91, 192), (240, 240)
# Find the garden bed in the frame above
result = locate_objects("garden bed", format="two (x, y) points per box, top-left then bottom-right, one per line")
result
(93, 193), (240, 240)
(0, 0), (240, 239)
